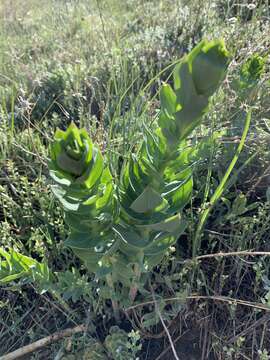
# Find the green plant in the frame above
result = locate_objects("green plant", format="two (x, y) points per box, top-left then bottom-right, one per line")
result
(61, 326), (140, 360)
(48, 39), (229, 307)
(258, 349), (270, 360)
(62, 339), (107, 360)
(232, 53), (266, 97)
(1, 2), (270, 358)
(49, 123), (117, 272)
(105, 326), (141, 360)
(0, 248), (51, 286)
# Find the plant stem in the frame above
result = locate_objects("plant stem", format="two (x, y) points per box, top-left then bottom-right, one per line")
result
(192, 110), (252, 257)
(0, 325), (86, 360)
(106, 274), (120, 321)
(129, 286), (138, 303)
(129, 263), (141, 303)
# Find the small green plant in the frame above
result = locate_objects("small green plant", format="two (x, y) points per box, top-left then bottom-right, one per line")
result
(61, 326), (141, 360)
(232, 53), (266, 98)
(258, 349), (270, 360)
(0, 248), (51, 286)
(105, 326), (141, 360)
(48, 39), (230, 308)
(240, 53), (265, 86)
(49, 122), (117, 272)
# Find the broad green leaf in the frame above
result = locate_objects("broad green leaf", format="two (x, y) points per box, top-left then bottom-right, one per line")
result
(137, 214), (184, 233)
(65, 232), (105, 249)
(130, 186), (164, 213)
(0, 248), (51, 286)
(80, 148), (103, 189)
(144, 234), (176, 256)
(113, 225), (150, 248)
(56, 150), (85, 176)
(160, 84), (177, 115)
(0, 271), (29, 284)
(166, 177), (193, 212)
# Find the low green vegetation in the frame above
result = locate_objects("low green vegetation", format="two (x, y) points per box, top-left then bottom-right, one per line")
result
(0, 1), (270, 359)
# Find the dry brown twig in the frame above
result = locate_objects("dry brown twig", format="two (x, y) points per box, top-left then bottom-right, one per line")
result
(227, 313), (270, 345)
(195, 250), (270, 261)
(246, 163), (270, 196)
(0, 324), (86, 360)
(150, 284), (180, 360)
(126, 294), (270, 313)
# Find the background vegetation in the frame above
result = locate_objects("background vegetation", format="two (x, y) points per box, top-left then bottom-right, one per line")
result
(0, 0), (270, 359)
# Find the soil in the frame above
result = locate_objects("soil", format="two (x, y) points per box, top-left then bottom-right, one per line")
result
(143, 328), (213, 360)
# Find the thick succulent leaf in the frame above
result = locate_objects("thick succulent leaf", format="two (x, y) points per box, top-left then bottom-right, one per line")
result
(173, 40), (205, 90)
(136, 214), (183, 233)
(56, 150), (86, 176)
(118, 240), (142, 258)
(144, 221), (186, 256)
(49, 169), (72, 186)
(144, 234), (176, 256)
(192, 39), (229, 96)
(164, 177), (193, 212)
(64, 231), (105, 249)
(72, 248), (102, 272)
(130, 186), (164, 213)
(144, 253), (165, 269)
(119, 204), (167, 225)
(80, 148), (103, 189)
(160, 83), (177, 115)
(113, 224), (151, 248)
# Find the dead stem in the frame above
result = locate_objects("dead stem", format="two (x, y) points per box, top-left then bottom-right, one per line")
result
(0, 325), (86, 360)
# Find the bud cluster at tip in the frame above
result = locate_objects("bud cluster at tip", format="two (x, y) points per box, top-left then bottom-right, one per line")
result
(159, 39), (230, 145)
(49, 122), (117, 272)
